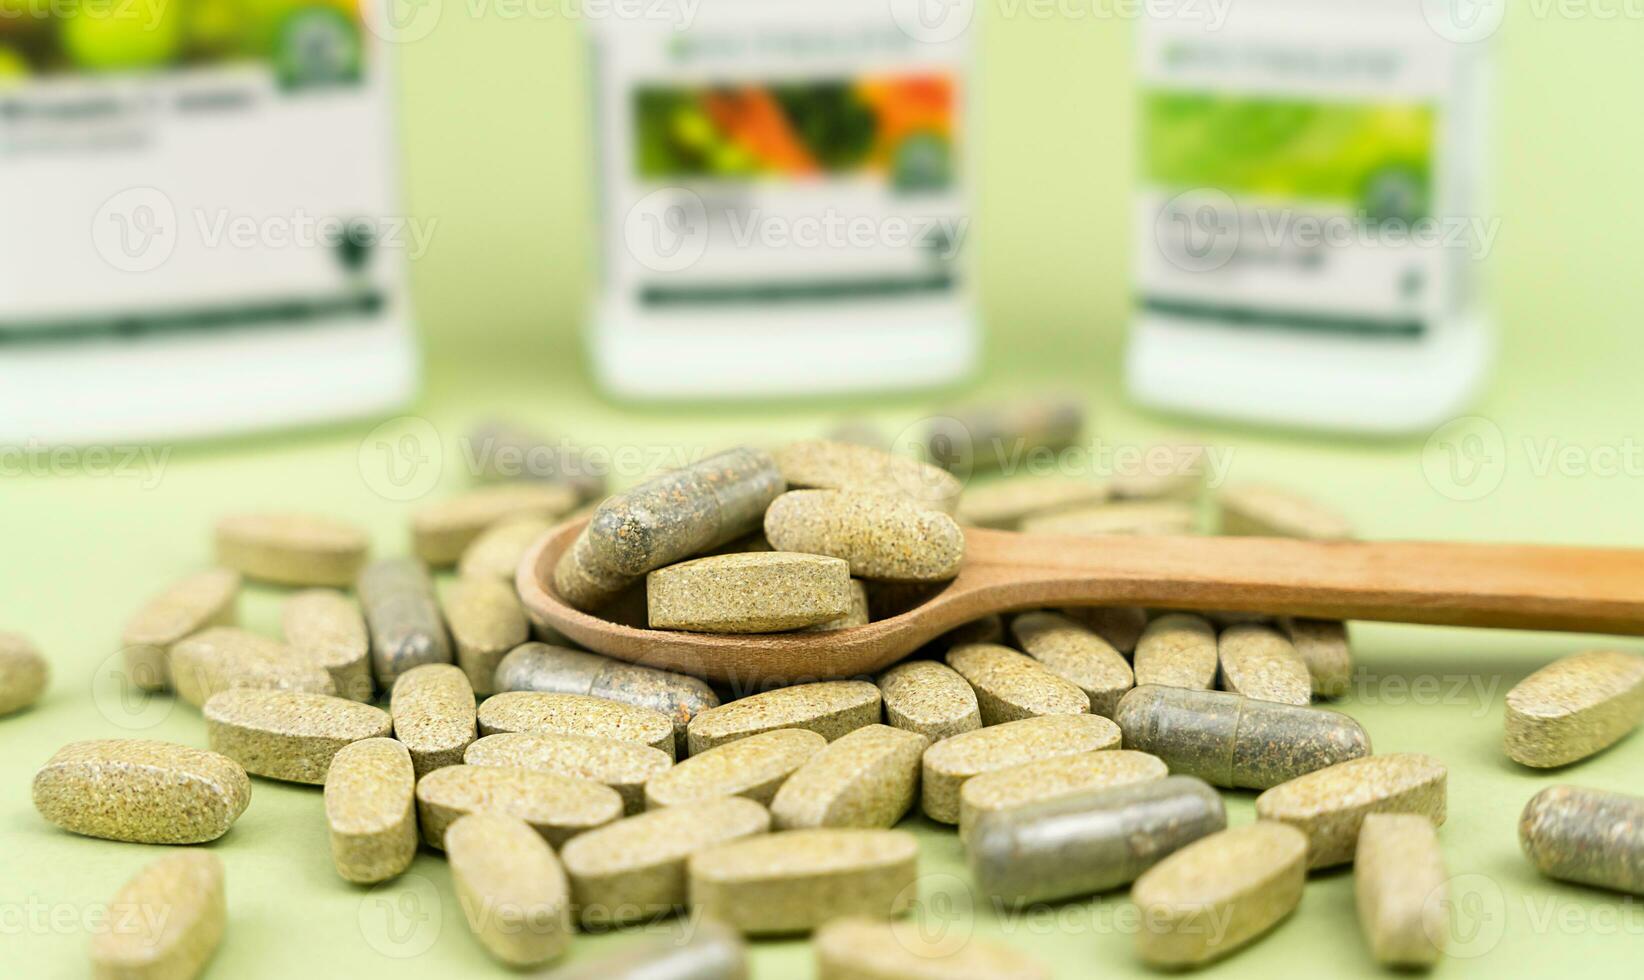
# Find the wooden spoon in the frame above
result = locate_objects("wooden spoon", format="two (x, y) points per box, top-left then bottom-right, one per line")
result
(518, 517), (1644, 686)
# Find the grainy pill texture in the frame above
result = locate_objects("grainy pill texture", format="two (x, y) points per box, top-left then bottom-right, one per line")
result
(1278, 617), (1354, 698)
(1504, 649), (1644, 768)
(956, 476), (1110, 530)
(413, 483), (577, 567)
(416, 764), (622, 849)
(806, 579), (871, 632)
(1110, 444), (1208, 502)
(1011, 611), (1135, 717)
(390, 663), (477, 777)
(957, 749), (1168, 841)
(765, 489), (965, 582)
(479, 691), (676, 759)
(466, 420), (607, 502)
(554, 529), (642, 611)
(90, 852), (224, 980)
(169, 627), (335, 709)
(282, 589), (373, 701)
(439, 577), (527, 695)
(1255, 752), (1448, 868)
(1020, 500), (1197, 537)
(877, 660), (982, 742)
(465, 733), (671, 815)
(924, 400), (1083, 477)
(921, 714), (1122, 824)
(120, 570), (239, 693)
(494, 643), (718, 756)
(1355, 814), (1448, 968)
(1133, 613), (1218, 690)
(358, 558), (453, 690)
(323, 737), (417, 884)
(203, 689), (391, 784)
(0, 631), (49, 716)
(945, 643), (1089, 724)
(560, 797), (771, 926)
(813, 915), (1052, 980)
(446, 813), (572, 967)
(1218, 483), (1354, 539)
(33, 740), (250, 844)
(647, 729), (826, 809)
(1519, 785), (1644, 895)
(969, 775), (1225, 904)
(647, 552), (853, 633)
(458, 516), (554, 582)
(689, 828), (918, 936)
(544, 919), (748, 980)
(686, 681), (881, 755)
(777, 439), (962, 515)
(1218, 623), (1312, 706)
(214, 512), (369, 587)
(1132, 822), (1308, 966)
(1060, 606), (1150, 654)
(1115, 685), (1370, 790)
(770, 724), (928, 830)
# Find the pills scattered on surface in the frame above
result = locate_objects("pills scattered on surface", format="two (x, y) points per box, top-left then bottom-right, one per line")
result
(1217, 623), (1312, 706)
(647, 552), (854, 633)
(465, 732), (672, 815)
(33, 739), (250, 844)
(1011, 611), (1135, 717)
(478, 691), (677, 759)
(445, 812), (573, 966)
(957, 476), (1110, 530)
(438, 577), (528, 696)
(1218, 483), (1353, 540)
(689, 828), (919, 936)
(1519, 785), (1644, 895)
(646, 728), (827, 809)
(1255, 752), (1448, 868)
(282, 589), (373, 702)
(323, 737), (417, 884)
(1504, 649), (1644, 768)
(389, 663), (477, 778)
(203, 689), (391, 784)
(1133, 613), (1218, 690)
(0, 631), (49, 717)
(415, 764), (622, 849)
(776, 439), (962, 515)
(120, 570), (239, 694)
(877, 660), (982, 743)
(957, 748), (1168, 841)
(945, 643), (1090, 724)
(458, 516), (554, 583)
(169, 626), (336, 709)
(214, 512), (369, 587)
(413, 483), (577, 567)
(921, 714), (1123, 824)
(770, 724), (929, 830)
(686, 681), (882, 755)
(357, 558), (453, 690)
(1355, 813), (1448, 968)
(90, 852), (224, 980)
(765, 489), (965, 582)
(814, 915), (1052, 980)
(1278, 617), (1354, 699)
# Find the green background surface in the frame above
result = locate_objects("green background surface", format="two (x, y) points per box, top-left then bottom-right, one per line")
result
(6, 8), (1644, 980)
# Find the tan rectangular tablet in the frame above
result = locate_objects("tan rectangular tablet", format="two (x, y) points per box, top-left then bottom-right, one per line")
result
(169, 627), (336, 709)
(32, 739), (250, 845)
(465, 732), (672, 815)
(775, 439), (962, 515)
(1279, 617), (1354, 699)
(324, 737), (418, 884)
(945, 643), (1089, 725)
(957, 749), (1168, 841)
(390, 663), (477, 777)
(689, 828), (919, 936)
(1010, 611), (1134, 717)
(647, 552), (854, 633)
(415, 764), (623, 849)
(1218, 483), (1353, 540)
(1217, 624), (1311, 706)
(687, 681), (882, 755)
(1254, 752), (1448, 868)
(814, 916), (1051, 980)
(479, 691), (676, 759)
(770, 725), (929, 830)
(458, 516), (554, 583)
(90, 852), (224, 980)
(645, 729), (827, 810)
(1133, 613), (1218, 691)
(214, 512), (369, 587)
(282, 590), (373, 702)
(921, 714), (1123, 824)
(1355, 813), (1448, 968)
(120, 569), (240, 693)
(764, 490), (966, 582)
(446, 813), (572, 967)
(1504, 649), (1644, 768)
(877, 660), (982, 743)
(412, 483), (577, 567)
(203, 689), (391, 784)
(437, 578), (527, 696)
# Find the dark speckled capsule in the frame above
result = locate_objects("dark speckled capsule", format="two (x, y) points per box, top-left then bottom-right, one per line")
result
(541, 919), (747, 980)
(969, 775), (1226, 904)
(493, 643), (719, 757)
(553, 448), (784, 610)
(1115, 685), (1370, 790)
(358, 559), (452, 689)
(1520, 785), (1644, 895)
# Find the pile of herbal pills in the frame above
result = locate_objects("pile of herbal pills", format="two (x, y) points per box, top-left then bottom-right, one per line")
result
(9, 407), (1644, 978)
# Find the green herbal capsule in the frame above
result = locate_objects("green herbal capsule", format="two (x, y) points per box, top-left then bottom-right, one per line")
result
(1520, 785), (1644, 895)
(358, 558), (452, 690)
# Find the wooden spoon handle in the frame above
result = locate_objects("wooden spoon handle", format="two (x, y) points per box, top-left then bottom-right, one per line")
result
(964, 530), (1644, 635)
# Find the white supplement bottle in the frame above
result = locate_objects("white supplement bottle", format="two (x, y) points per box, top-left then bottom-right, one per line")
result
(0, 8), (415, 444)
(588, 0), (977, 400)
(1128, 1), (1492, 434)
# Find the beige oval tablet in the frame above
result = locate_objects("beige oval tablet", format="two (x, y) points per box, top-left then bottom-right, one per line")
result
(1011, 612), (1135, 717)
(957, 476), (1110, 530)
(214, 512), (369, 587)
(1355, 813), (1448, 968)
(465, 733), (673, 815)
(1110, 444), (1207, 502)
(646, 729), (826, 809)
(1504, 649), (1644, 768)
(90, 852), (224, 980)
(415, 764), (622, 849)
(33, 739), (250, 845)
(945, 644), (1089, 725)
(390, 663), (477, 778)
(459, 516), (554, 582)
(203, 689), (391, 784)
(478, 692), (676, 759)
(957, 749), (1169, 841)
(1279, 617), (1354, 699)
(805, 579), (871, 632)
(0, 631), (49, 717)
(921, 714), (1122, 824)
(1254, 752), (1448, 868)
(120, 570), (240, 693)
(1060, 606), (1149, 655)
(439, 577), (528, 695)
(282, 590), (373, 702)
(647, 552), (854, 633)
(764, 490), (965, 582)
(1218, 483), (1353, 540)
(560, 797), (771, 927)
(1134, 614), (1218, 690)
(877, 660), (981, 743)
(324, 737), (417, 884)
(412, 483), (577, 567)
(1218, 624), (1311, 706)
(446, 813), (572, 967)
(814, 915), (1052, 980)
(170, 626), (336, 709)
(775, 439), (962, 515)
(1131, 822), (1308, 967)
(770, 724), (928, 830)
(689, 828), (919, 936)
(686, 681), (882, 755)
(1020, 500), (1196, 537)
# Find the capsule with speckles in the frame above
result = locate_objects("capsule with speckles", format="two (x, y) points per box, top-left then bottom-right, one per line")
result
(1520, 785), (1644, 895)
(1114, 685), (1369, 790)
